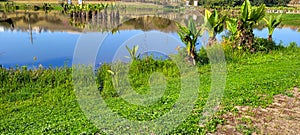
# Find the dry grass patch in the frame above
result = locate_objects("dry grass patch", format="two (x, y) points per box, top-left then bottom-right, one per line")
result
(214, 87), (300, 135)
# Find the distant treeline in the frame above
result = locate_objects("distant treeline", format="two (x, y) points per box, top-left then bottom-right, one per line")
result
(194, 0), (292, 7)
(1, 0), (293, 7)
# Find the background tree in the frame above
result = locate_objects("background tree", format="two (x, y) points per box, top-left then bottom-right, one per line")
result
(263, 14), (282, 41)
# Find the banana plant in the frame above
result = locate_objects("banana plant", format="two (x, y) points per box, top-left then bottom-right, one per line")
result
(226, 18), (238, 36)
(125, 45), (139, 60)
(263, 14), (282, 41)
(240, 0), (265, 25)
(83, 4), (90, 12)
(101, 3), (109, 9)
(238, 0), (265, 49)
(225, 17), (239, 47)
(203, 9), (226, 46)
(176, 18), (202, 63)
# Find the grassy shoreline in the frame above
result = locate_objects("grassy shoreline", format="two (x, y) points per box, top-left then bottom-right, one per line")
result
(1, 1), (300, 133)
(1, 46), (300, 134)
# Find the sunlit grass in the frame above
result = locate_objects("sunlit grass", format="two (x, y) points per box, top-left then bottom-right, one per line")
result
(1, 46), (300, 134)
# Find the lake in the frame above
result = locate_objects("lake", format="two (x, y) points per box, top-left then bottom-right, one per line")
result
(0, 6), (299, 68)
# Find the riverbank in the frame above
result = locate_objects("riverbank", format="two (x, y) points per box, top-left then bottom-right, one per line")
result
(1, 46), (300, 134)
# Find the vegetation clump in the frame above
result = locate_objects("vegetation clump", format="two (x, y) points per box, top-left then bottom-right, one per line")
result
(0, 0), (299, 134)
(176, 0), (285, 66)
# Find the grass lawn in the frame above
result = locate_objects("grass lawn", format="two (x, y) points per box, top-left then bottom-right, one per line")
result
(266, 13), (300, 27)
(1, 46), (300, 134)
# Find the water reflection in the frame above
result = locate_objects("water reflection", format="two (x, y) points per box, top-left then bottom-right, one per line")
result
(254, 27), (300, 45)
(0, 8), (197, 68)
(0, 7), (300, 68)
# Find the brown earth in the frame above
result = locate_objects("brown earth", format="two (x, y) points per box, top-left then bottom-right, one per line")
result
(213, 87), (300, 135)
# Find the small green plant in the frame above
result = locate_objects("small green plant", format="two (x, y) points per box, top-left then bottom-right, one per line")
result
(263, 14), (282, 41)
(287, 42), (298, 51)
(203, 9), (226, 46)
(125, 45), (139, 60)
(197, 46), (209, 65)
(252, 37), (278, 52)
(225, 18), (238, 43)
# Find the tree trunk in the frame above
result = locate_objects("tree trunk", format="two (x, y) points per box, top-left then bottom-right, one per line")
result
(208, 36), (216, 46)
(268, 34), (272, 42)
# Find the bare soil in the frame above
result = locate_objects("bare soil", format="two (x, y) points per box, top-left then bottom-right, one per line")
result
(213, 87), (300, 135)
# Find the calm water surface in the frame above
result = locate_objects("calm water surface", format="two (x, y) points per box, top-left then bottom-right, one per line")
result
(0, 9), (299, 68)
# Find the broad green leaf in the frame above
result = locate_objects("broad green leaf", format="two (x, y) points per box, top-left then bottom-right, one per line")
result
(107, 70), (115, 75)
(188, 18), (197, 36)
(241, 0), (251, 21)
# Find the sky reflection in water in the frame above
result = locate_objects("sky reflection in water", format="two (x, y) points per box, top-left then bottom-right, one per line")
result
(0, 27), (299, 68)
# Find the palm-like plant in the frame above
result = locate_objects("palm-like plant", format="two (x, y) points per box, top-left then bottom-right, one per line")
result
(203, 9), (226, 45)
(176, 18), (202, 63)
(263, 14), (282, 41)
(125, 45), (139, 60)
(240, 0), (265, 25)
(225, 17), (239, 47)
(238, 0), (265, 49)
(226, 18), (238, 37)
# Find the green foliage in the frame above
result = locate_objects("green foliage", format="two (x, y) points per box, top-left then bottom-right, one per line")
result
(252, 37), (281, 52)
(203, 9), (226, 40)
(0, 2), (16, 12)
(125, 45), (139, 60)
(271, 13), (300, 27)
(198, 0), (291, 7)
(287, 42), (298, 50)
(226, 18), (238, 37)
(1, 47), (300, 134)
(197, 46), (209, 65)
(225, 0), (266, 51)
(263, 14), (282, 41)
(240, 0), (265, 26)
(176, 18), (202, 62)
(240, 0), (265, 29)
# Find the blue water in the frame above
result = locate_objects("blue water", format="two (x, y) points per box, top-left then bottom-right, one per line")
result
(0, 27), (299, 68)
(0, 29), (185, 68)
(254, 28), (300, 45)
(0, 30), (78, 68)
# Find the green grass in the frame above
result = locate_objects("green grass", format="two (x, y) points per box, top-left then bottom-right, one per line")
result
(1, 47), (300, 134)
(266, 13), (300, 26)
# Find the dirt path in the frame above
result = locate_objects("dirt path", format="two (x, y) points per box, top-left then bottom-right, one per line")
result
(214, 87), (300, 135)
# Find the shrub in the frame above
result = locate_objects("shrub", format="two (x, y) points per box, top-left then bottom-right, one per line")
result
(197, 46), (209, 65)
(287, 42), (298, 49)
(252, 37), (278, 52)
(286, 42), (298, 52)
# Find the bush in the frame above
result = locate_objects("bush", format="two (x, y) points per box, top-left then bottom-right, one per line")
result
(285, 42), (299, 52)
(287, 42), (298, 49)
(197, 46), (209, 65)
(252, 37), (280, 52)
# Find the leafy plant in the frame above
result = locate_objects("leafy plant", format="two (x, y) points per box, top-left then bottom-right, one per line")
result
(176, 18), (202, 64)
(252, 37), (278, 52)
(197, 46), (209, 65)
(237, 0), (265, 51)
(125, 45), (139, 60)
(203, 9), (226, 46)
(263, 14), (282, 41)
(42, 3), (53, 12)
(225, 17), (238, 43)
